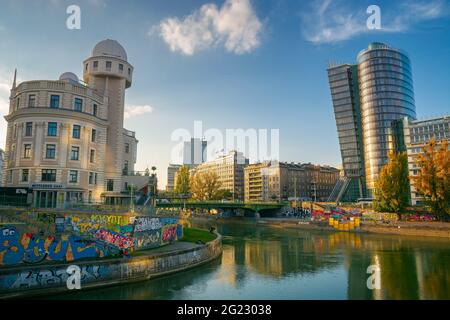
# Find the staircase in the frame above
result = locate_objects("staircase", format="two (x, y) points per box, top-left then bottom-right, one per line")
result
(327, 176), (350, 203)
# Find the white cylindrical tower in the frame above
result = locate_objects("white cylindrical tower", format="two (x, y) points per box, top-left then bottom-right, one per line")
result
(83, 39), (134, 198)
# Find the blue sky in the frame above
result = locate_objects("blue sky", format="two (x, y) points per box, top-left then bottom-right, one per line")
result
(0, 0), (449, 188)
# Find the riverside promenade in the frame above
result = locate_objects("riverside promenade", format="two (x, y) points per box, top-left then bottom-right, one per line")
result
(0, 233), (223, 299)
(196, 215), (450, 239)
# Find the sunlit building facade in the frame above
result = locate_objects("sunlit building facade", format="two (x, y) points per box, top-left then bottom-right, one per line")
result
(190, 151), (248, 200)
(391, 115), (450, 205)
(2, 39), (138, 208)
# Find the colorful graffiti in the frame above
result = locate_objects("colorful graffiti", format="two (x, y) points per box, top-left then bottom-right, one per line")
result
(0, 212), (183, 267)
(134, 217), (162, 232)
(0, 226), (117, 266)
(94, 229), (134, 250)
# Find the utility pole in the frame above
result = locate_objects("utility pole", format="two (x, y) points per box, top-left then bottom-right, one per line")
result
(130, 184), (135, 214)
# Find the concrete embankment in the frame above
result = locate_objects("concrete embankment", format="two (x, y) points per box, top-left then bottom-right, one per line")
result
(193, 216), (450, 239)
(0, 234), (223, 299)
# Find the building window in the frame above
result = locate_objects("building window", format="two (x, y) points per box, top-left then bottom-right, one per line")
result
(123, 160), (129, 175)
(16, 97), (20, 110)
(93, 104), (98, 116)
(28, 95), (36, 108)
(7, 170), (13, 183)
(46, 144), (56, 159)
(23, 144), (32, 159)
(74, 98), (83, 112)
(47, 122), (57, 136)
(25, 122), (33, 136)
(89, 172), (94, 185)
(94, 173), (98, 185)
(42, 169), (57, 182)
(128, 68), (131, 75)
(50, 95), (60, 108)
(106, 61), (112, 70)
(125, 143), (130, 153)
(71, 146), (80, 161)
(93, 61), (98, 69)
(21, 169), (29, 182)
(107, 179), (114, 191)
(72, 125), (81, 139)
(85, 63), (88, 71)
(90, 149), (95, 163)
(69, 170), (78, 183)
(91, 129), (96, 142)
(119, 64), (124, 72)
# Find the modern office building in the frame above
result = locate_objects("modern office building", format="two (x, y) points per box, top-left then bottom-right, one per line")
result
(2, 39), (139, 208)
(190, 151), (248, 200)
(183, 138), (207, 165)
(166, 164), (182, 192)
(244, 161), (340, 202)
(328, 42), (417, 201)
(391, 115), (450, 205)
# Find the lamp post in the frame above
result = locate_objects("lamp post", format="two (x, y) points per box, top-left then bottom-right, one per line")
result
(130, 183), (135, 214)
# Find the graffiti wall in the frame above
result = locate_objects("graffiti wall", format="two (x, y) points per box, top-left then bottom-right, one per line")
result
(0, 234), (222, 297)
(133, 217), (182, 250)
(0, 211), (183, 267)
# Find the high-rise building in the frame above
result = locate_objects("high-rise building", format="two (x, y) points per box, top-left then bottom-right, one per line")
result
(166, 164), (182, 192)
(2, 39), (138, 208)
(391, 115), (450, 205)
(328, 42), (417, 201)
(190, 151), (248, 200)
(183, 138), (207, 165)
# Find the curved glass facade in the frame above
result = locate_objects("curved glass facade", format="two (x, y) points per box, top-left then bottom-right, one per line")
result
(357, 43), (416, 192)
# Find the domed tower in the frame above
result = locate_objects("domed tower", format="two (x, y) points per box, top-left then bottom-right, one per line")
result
(83, 39), (134, 199)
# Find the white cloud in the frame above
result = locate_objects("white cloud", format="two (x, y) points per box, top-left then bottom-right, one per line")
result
(156, 0), (263, 55)
(301, 0), (450, 44)
(124, 105), (153, 119)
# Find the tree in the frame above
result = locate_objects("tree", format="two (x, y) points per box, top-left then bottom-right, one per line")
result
(190, 172), (222, 200)
(374, 152), (410, 216)
(174, 166), (190, 195)
(412, 139), (450, 219)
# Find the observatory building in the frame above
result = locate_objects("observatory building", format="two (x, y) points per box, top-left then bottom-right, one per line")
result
(2, 39), (139, 208)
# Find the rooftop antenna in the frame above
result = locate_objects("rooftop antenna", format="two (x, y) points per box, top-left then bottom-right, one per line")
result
(12, 69), (17, 89)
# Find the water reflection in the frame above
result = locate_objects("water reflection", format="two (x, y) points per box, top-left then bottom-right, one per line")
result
(45, 220), (450, 300)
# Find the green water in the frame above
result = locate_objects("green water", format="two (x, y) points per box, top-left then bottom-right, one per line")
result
(49, 219), (450, 300)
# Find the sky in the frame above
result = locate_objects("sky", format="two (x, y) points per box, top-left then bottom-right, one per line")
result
(0, 0), (449, 189)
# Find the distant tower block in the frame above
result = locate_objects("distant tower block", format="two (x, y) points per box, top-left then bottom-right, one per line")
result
(83, 39), (134, 194)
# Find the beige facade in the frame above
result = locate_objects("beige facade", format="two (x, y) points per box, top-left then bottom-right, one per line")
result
(166, 164), (182, 192)
(190, 151), (249, 200)
(2, 40), (138, 208)
(399, 116), (450, 205)
(244, 161), (340, 202)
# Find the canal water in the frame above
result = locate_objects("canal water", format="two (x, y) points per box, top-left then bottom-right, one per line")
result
(48, 219), (450, 300)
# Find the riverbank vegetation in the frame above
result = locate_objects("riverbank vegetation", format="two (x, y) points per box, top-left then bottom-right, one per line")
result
(181, 227), (217, 243)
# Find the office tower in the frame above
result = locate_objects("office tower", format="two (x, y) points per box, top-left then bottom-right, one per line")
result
(328, 43), (416, 200)
(183, 138), (207, 165)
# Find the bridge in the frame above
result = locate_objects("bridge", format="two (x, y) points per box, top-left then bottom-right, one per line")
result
(155, 200), (288, 217)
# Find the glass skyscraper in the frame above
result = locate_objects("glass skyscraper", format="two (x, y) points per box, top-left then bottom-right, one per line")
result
(328, 43), (416, 201)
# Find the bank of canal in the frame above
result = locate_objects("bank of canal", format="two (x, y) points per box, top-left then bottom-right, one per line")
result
(45, 219), (450, 300)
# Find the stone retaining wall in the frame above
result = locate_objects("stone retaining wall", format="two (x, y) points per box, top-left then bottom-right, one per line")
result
(0, 234), (222, 299)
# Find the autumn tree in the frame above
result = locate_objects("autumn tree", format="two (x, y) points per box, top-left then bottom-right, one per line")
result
(412, 139), (450, 219)
(190, 172), (223, 201)
(174, 166), (190, 195)
(374, 151), (410, 217)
